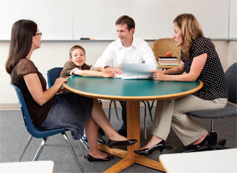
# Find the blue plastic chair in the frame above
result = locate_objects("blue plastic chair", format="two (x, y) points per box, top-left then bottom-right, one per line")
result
(47, 67), (63, 88)
(11, 83), (84, 172)
(186, 62), (237, 151)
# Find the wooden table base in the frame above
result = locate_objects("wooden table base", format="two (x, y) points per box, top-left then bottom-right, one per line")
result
(98, 101), (165, 173)
(97, 144), (165, 172)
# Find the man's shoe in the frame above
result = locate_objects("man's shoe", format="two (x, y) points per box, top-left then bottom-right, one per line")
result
(98, 127), (105, 136)
(97, 134), (106, 144)
(117, 129), (127, 137)
(80, 135), (89, 150)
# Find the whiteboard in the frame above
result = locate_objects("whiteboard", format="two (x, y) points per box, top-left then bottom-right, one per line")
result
(229, 0), (237, 39)
(0, 0), (72, 40)
(0, 0), (232, 40)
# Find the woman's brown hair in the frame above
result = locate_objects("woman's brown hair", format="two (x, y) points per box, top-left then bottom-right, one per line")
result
(174, 13), (204, 60)
(6, 20), (37, 74)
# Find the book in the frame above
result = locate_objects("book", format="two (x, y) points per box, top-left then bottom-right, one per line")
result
(158, 56), (178, 60)
(115, 63), (157, 79)
(158, 56), (179, 66)
(158, 61), (179, 66)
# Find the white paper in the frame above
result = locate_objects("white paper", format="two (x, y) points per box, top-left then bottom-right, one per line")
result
(115, 63), (157, 79)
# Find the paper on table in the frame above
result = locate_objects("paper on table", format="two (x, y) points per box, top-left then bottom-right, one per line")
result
(115, 63), (157, 79)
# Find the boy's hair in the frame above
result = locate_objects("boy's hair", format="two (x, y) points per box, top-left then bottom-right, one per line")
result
(69, 45), (86, 57)
(115, 15), (135, 31)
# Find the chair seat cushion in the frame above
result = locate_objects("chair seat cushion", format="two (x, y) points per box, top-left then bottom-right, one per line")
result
(188, 103), (237, 119)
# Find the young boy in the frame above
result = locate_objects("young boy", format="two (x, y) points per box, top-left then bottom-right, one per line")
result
(60, 45), (114, 78)
(60, 45), (113, 148)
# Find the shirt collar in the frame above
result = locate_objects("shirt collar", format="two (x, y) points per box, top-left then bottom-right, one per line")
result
(118, 37), (137, 49)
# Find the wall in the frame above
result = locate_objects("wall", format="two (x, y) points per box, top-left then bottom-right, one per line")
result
(0, 40), (236, 109)
(0, 0), (234, 40)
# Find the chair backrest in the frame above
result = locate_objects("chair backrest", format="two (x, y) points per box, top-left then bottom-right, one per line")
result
(11, 83), (65, 138)
(225, 62), (237, 104)
(152, 38), (181, 61)
(11, 83), (40, 137)
(47, 67), (63, 88)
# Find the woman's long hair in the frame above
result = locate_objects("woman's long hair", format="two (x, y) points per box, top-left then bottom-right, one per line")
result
(174, 13), (204, 60)
(6, 20), (37, 74)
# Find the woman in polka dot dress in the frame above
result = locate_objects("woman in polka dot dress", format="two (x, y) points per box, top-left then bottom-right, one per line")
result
(134, 13), (228, 155)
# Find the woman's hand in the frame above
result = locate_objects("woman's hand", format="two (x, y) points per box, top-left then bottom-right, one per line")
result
(54, 77), (67, 88)
(150, 70), (166, 81)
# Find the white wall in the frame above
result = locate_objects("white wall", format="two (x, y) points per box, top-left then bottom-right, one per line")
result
(0, 0), (233, 40)
(0, 40), (236, 107)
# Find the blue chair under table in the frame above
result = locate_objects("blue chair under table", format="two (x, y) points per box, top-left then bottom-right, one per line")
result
(47, 67), (64, 88)
(11, 83), (84, 172)
(186, 62), (237, 152)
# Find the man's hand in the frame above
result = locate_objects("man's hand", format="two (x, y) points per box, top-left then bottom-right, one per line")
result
(105, 66), (123, 75)
(102, 70), (115, 78)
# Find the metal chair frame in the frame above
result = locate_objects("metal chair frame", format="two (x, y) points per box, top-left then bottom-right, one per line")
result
(11, 83), (84, 172)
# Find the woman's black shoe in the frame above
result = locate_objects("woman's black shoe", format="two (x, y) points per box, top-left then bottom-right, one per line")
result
(185, 132), (212, 150)
(107, 139), (137, 148)
(87, 154), (114, 162)
(133, 140), (165, 156)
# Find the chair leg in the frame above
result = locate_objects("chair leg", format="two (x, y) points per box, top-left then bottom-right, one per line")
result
(146, 101), (153, 122)
(142, 101), (148, 140)
(33, 137), (47, 161)
(78, 139), (86, 158)
(113, 101), (120, 120)
(108, 100), (113, 122)
(19, 135), (33, 161)
(62, 132), (84, 173)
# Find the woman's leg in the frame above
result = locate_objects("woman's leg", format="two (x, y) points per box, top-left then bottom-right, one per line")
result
(172, 95), (227, 146)
(141, 99), (175, 149)
(143, 96), (227, 148)
(90, 99), (128, 141)
(85, 117), (108, 158)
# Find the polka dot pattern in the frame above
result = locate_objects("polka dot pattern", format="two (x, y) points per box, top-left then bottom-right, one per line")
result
(181, 37), (228, 100)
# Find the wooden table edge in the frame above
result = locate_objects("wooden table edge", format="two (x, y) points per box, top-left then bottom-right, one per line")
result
(63, 79), (203, 101)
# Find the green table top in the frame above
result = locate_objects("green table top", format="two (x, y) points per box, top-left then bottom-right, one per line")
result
(63, 76), (203, 101)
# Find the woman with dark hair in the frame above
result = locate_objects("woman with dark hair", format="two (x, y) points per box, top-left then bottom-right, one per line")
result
(134, 13), (228, 155)
(6, 19), (136, 162)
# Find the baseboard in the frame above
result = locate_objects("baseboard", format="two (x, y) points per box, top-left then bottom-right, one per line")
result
(0, 100), (154, 111)
(0, 103), (20, 110)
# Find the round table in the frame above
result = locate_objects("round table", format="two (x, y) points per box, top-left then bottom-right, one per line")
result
(63, 76), (203, 173)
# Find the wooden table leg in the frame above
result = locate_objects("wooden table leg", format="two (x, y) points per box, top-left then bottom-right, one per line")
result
(98, 100), (165, 173)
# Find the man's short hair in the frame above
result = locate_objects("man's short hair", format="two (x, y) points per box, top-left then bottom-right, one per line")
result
(115, 15), (135, 31)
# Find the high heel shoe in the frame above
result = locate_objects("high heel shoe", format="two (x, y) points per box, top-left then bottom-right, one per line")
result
(133, 140), (165, 156)
(107, 139), (137, 148)
(186, 132), (213, 150)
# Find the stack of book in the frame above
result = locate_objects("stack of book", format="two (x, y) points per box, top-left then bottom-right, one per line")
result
(158, 57), (179, 66)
